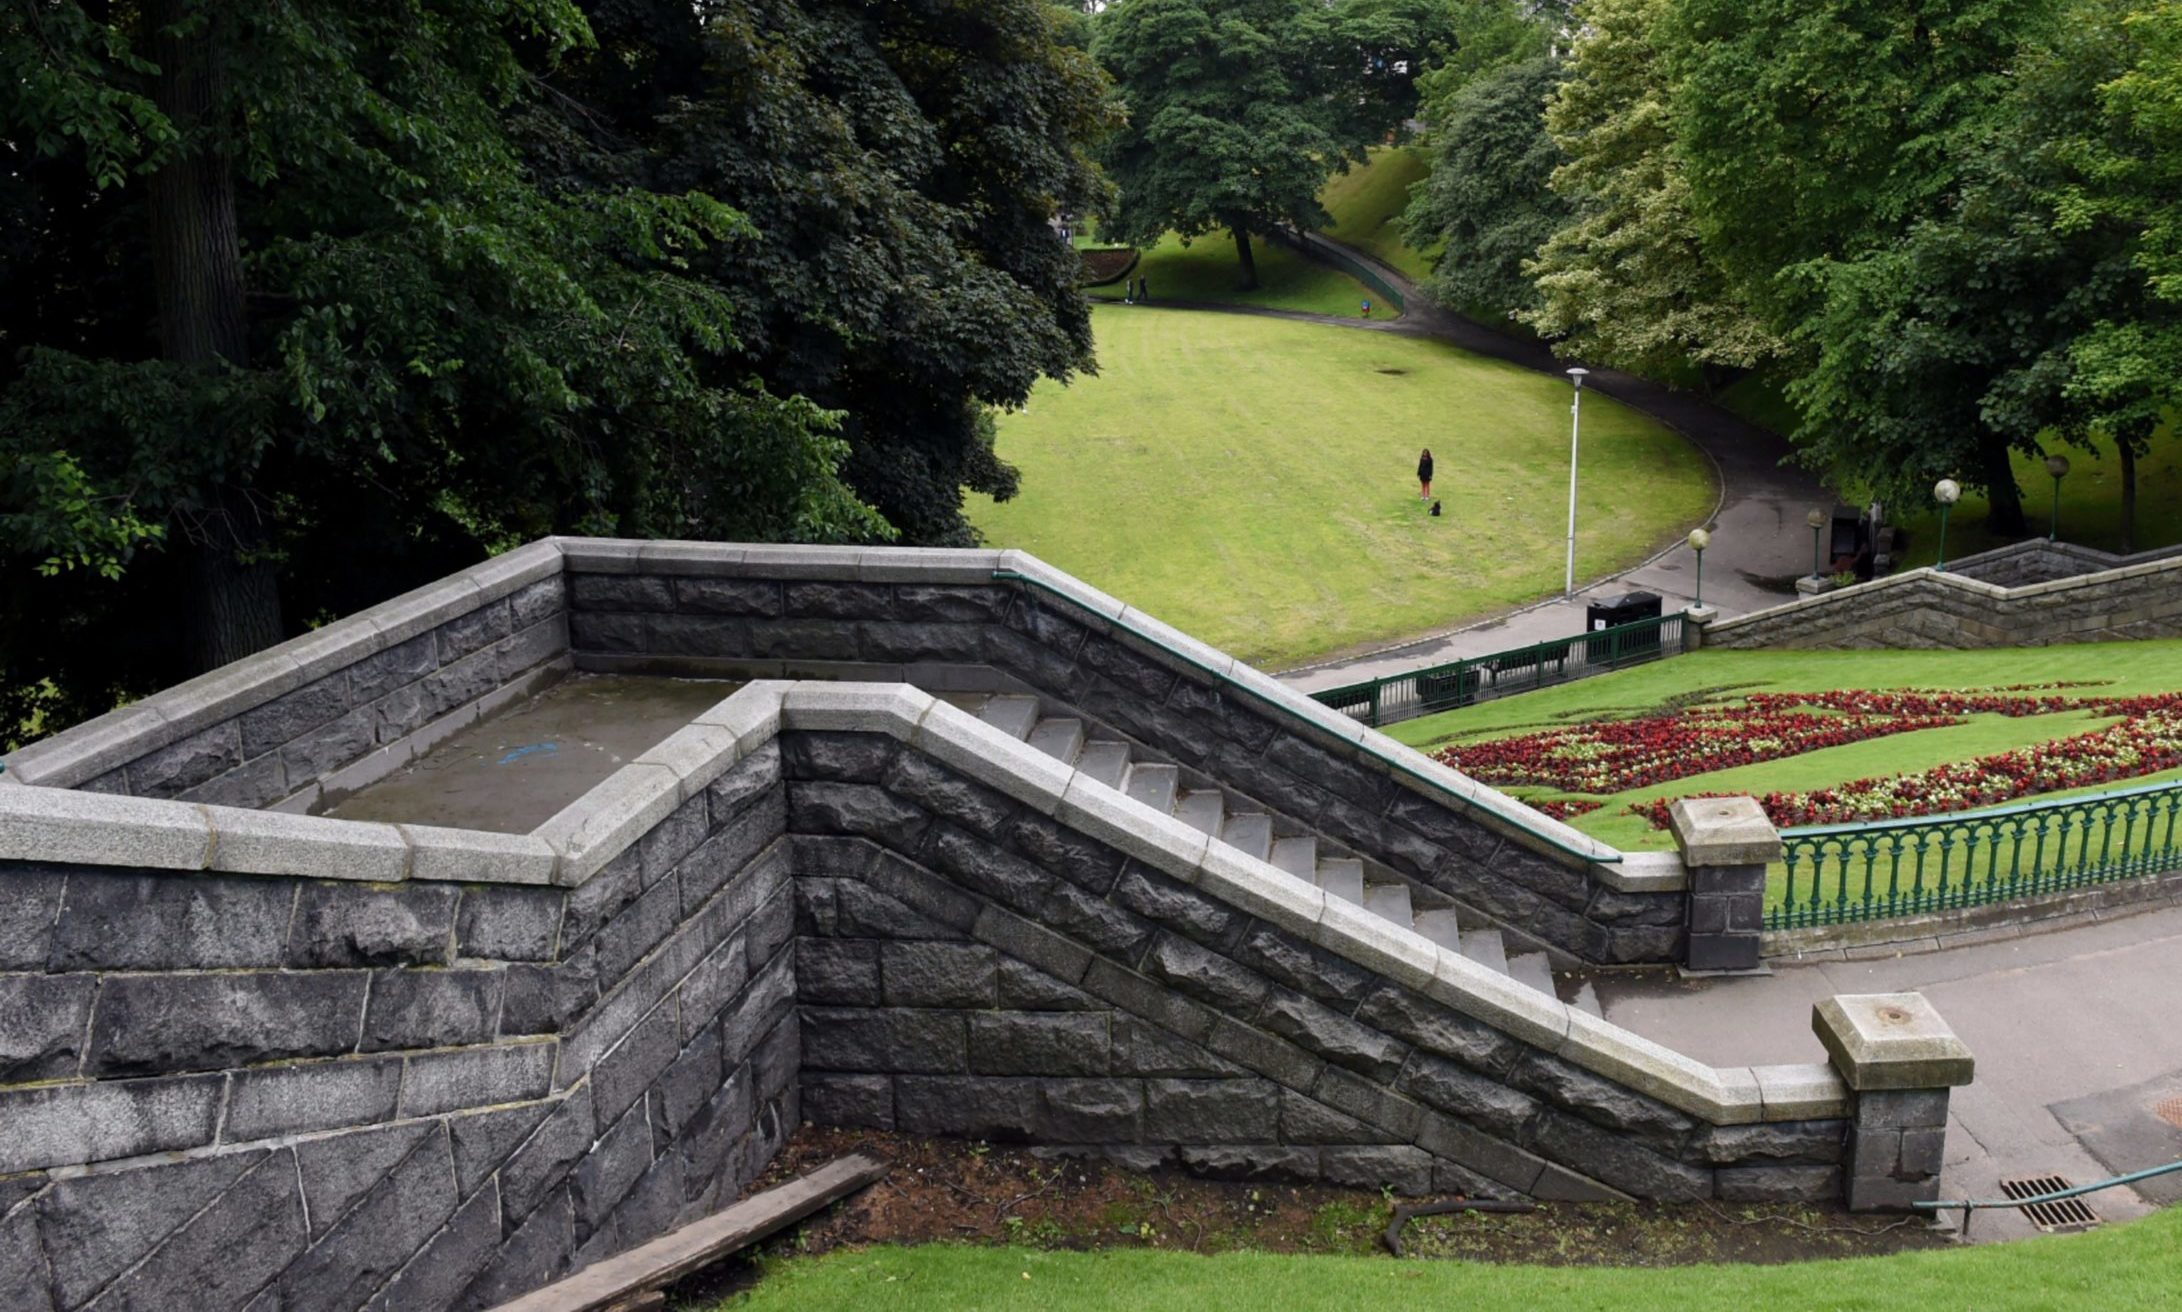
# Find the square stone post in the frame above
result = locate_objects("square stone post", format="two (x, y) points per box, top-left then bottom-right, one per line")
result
(1667, 796), (1777, 972)
(1814, 994), (1975, 1212)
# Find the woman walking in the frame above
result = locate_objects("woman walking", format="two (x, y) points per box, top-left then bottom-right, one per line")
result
(1417, 447), (1434, 502)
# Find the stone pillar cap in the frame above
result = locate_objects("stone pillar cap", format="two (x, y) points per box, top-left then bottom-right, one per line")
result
(1667, 795), (1783, 866)
(1812, 993), (1975, 1091)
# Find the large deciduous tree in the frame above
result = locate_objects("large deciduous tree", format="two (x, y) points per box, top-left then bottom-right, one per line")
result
(1520, 0), (1779, 379)
(1092, 0), (1418, 289)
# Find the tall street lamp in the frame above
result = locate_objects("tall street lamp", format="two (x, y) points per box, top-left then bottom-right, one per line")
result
(1807, 507), (1828, 580)
(2045, 454), (2071, 541)
(1564, 367), (1589, 595)
(1687, 527), (1711, 609)
(1934, 478), (1962, 571)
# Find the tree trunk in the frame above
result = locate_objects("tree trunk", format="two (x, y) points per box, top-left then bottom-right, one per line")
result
(1976, 433), (2028, 536)
(146, 0), (285, 670)
(2119, 438), (2138, 555)
(1232, 225), (1259, 291)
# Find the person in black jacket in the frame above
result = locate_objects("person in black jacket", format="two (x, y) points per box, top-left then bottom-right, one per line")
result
(1418, 448), (1434, 501)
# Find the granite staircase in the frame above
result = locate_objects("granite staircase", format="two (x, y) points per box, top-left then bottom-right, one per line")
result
(953, 692), (1605, 1018)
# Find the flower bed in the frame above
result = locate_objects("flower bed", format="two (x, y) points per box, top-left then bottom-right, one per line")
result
(1439, 683), (2182, 830)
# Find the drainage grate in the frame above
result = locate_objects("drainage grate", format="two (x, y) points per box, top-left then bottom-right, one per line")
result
(1998, 1176), (2100, 1230)
(2155, 1096), (2182, 1131)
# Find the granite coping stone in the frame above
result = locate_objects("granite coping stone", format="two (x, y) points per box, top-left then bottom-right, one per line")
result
(1669, 796), (1783, 867)
(0, 785), (214, 870)
(209, 806), (410, 883)
(1812, 994), (1975, 1091)
(1752, 1064), (1853, 1120)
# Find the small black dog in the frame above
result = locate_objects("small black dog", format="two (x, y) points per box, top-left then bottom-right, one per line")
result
(1429, 500), (1442, 517)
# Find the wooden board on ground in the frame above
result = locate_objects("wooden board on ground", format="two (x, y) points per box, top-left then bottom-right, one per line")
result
(487, 1153), (888, 1312)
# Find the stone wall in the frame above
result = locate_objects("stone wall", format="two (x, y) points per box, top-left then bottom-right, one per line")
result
(557, 541), (1685, 966)
(1702, 550), (2182, 650)
(1948, 539), (2182, 589)
(779, 727), (1847, 1203)
(0, 745), (794, 1312)
(0, 543), (568, 813)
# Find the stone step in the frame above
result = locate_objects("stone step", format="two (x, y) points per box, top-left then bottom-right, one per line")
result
(1507, 952), (1556, 996)
(1220, 812), (1273, 862)
(978, 695), (1041, 741)
(1570, 981), (1604, 1019)
(1174, 789), (1225, 837)
(1412, 908), (1465, 952)
(1076, 741), (1131, 790)
(1123, 762), (1179, 814)
(1363, 882), (1413, 927)
(1025, 716), (1085, 766)
(1460, 927), (1508, 975)
(1270, 836), (1318, 880)
(1316, 858), (1365, 905)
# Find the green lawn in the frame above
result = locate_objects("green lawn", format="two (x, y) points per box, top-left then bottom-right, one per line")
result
(716, 1207), (2182, 1311)
(1086, 231), (1379, 318)
(1317, 145), (1439, 286)
(1890, 426), (2182, 568)
(969, 307), (1713, 669)
(1385, 641), (2182, 859)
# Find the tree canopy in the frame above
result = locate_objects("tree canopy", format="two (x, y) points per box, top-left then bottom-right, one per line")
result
(0, 0), (1111, 739)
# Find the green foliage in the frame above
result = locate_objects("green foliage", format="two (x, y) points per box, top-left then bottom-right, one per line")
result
(1093, 0), (1430, 281)
(1402, 55), (1571, 319)
(1521, 0), (1779, 376)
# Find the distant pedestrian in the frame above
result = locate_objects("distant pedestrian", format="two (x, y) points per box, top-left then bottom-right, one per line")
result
(1139, 276), (1151, 303)
(1418, 448), (1434, 502)
(1362, 297), (1372, 319)
(1123, 278), (1134, 305)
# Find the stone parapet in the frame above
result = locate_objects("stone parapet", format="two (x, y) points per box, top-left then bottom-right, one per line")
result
(1813, 994), (1974, 1212)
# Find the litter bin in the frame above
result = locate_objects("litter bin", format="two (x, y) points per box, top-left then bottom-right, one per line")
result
(1585, 592), (1663, 664)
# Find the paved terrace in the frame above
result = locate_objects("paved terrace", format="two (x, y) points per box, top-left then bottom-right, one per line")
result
(1595, 903), (2182, 1241)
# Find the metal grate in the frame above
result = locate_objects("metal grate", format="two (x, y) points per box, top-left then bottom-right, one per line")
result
(1999, 1176), (2100, 1230)
(2154, 1096), (2182, 1131)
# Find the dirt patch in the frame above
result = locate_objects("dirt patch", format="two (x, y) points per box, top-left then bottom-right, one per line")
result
(1079, 247), (1139, 287)
(665, 1128), (1948, 1305)
(1376, 367), (1410, 376)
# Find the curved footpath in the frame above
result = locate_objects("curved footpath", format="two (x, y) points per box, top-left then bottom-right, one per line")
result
(1124, 241), (2182, 1240)
(1119, 232), (1833, 691)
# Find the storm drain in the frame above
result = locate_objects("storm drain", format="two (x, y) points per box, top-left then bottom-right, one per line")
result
(2153, 1096), (2182, 1130)
(1998, 1176), (2100, 1230)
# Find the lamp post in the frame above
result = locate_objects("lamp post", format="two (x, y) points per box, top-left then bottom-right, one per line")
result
(1806, 507), (1828, 580)
(1934, 478), (1962, 571)
(1687, 527), (1711, 609)
(2045, 454), (2071, 541)
(1564, 368), (1589, 595)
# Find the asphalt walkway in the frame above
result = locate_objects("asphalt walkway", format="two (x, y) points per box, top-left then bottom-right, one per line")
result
(1136, 233), (1835, 692)
(1590, 903), (2182, 1240)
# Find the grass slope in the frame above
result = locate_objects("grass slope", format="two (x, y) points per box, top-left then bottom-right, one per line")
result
(1086, 232), (1377, 318)
(1317, 146), (1439, 286)
(720, 1207), (2182, 1311)
(1386, 641), (2182, 855)
(969, 307), (1712, 669)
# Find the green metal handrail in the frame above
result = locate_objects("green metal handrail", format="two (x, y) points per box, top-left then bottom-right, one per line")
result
(1770, 777), (2182, 930)
(1312, 611), (1691, 729)
(990, 569), (1620, 866)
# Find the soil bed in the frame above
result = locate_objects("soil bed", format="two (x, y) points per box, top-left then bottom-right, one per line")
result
(666, 1127), (1948, 1306)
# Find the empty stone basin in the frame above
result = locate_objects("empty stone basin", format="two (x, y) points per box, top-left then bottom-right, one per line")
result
(323, 673), (737, 833)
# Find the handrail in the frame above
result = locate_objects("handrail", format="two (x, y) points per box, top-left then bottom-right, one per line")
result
(1782, 774), (2182, 838)
(1912, 1158), (2182, 1237)
(990, 569), (1621, 866)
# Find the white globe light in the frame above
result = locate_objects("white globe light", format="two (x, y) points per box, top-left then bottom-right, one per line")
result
(1687, 527), (1711, 551)
(1934, 478), (1962, 505)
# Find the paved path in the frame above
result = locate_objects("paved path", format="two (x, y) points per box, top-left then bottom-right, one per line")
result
(1149, 233), (1836, 693)
(1589, 904), (2182, 1240)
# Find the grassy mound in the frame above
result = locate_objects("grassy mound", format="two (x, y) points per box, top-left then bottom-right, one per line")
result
(969, 307), (1711, 669)
(1318, 145), (1439, 285)
(1085, 231), (1379, 318)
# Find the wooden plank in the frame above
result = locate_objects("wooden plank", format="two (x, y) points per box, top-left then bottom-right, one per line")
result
(487, 1153), (888, 1312)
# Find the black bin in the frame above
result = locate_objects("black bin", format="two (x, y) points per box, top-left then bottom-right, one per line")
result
(1584, 591), (1663, 664)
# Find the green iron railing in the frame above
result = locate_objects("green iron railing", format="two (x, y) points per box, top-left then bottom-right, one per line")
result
(1770, 777), (2182, 930)
(1311, 611), (1691, 729)
(990, 569), (1621, 867)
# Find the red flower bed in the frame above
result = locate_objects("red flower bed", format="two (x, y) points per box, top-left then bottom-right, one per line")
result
(1525, 798), (1603, 822)
(1435, 682), (2182, 831)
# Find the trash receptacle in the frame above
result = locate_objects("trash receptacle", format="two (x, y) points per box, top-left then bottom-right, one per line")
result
(1585, 592), (1663, 664)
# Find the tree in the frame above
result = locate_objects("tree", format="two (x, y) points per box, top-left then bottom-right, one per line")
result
(1520, 0), (1779, 379)
(1093, 0), (1414, 289)
(1401, 55), (1571, 319)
